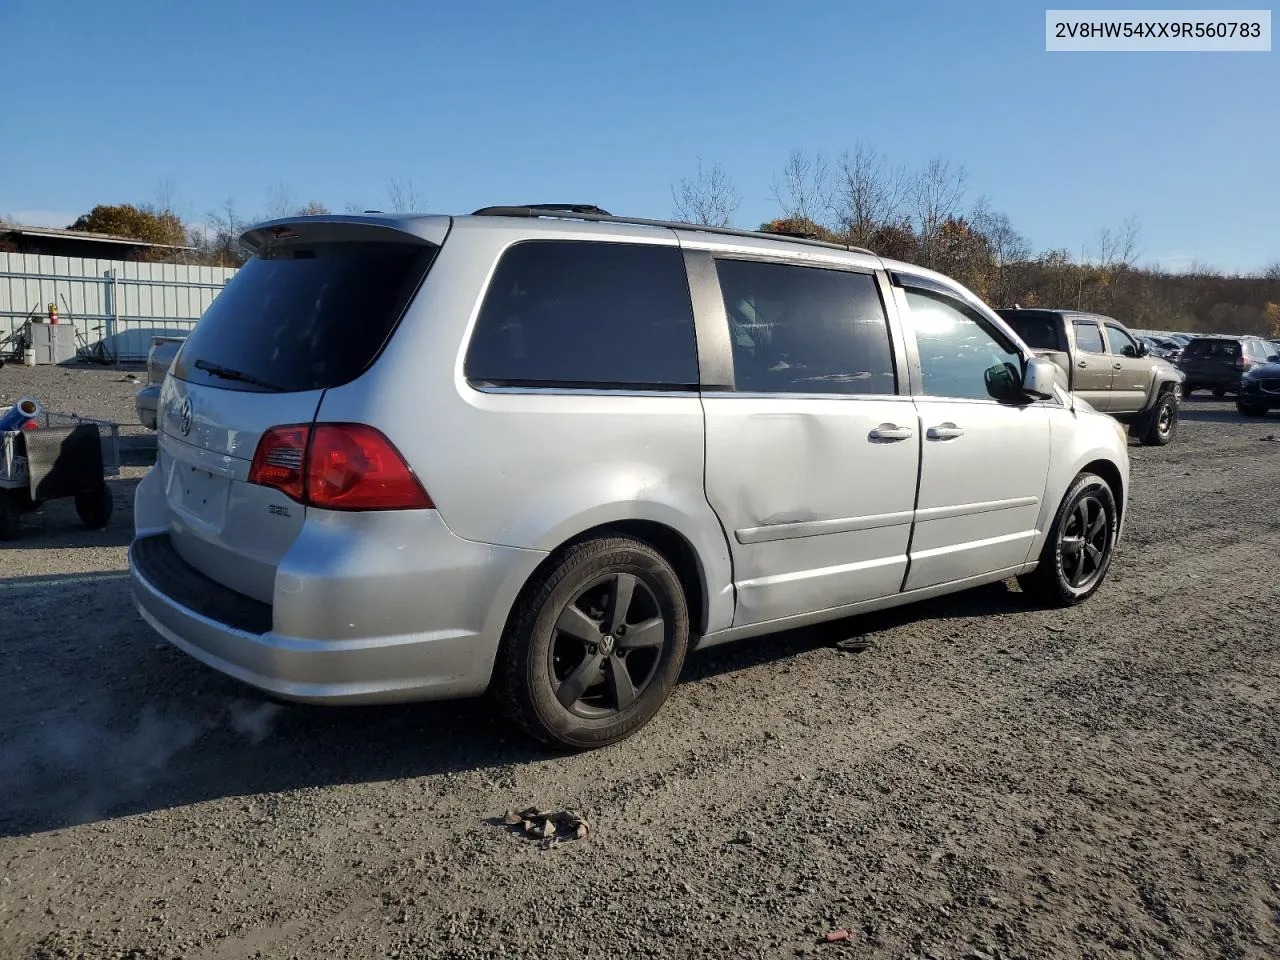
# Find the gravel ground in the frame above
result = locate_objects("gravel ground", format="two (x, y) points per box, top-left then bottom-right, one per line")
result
(2, 364), (1280, 960)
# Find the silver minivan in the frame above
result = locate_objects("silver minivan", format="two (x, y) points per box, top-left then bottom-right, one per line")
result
(130, 206), (1130, 748)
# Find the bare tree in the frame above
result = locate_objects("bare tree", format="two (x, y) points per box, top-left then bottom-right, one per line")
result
(671, 158), (741, 227)
(771, 149), (834, 227)
(970, 198), (1029, 267)
(1264, 261), (1280, 281)
(265, 182), (298, 220)
(911, 157), (967, 265)
(970, 197), (1030, 304)
(206, 199), (248, 267)
(297, 200), (330, 216)
(833, 143), (907, 246)
(344, 201), (366, 214)
(386, 178), (424, 213)
(151, 177), (179, 217)
(1095, 215), (1141, 269)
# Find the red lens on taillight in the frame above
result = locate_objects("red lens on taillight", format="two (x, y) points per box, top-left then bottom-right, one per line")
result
(307, 424), (431, 511)
(248, 425), (309, 502)
(249, 423), (431, 511)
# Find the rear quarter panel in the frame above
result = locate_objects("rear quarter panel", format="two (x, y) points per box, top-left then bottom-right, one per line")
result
(312, 219), (737, 636)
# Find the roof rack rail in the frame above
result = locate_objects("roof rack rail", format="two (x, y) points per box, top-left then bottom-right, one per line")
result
(470, 206), (876, 257)
(472, 204), (613, 217)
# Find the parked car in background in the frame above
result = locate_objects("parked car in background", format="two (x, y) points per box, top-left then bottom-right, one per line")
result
(1139, 335), (1181, 362)
(135, 336), (186, 430)
(1237, 354), (1280, 416)
(997, 308), (1183, 445)
(1176, 335), (1277, 397)
(128, 207), (1131, 749)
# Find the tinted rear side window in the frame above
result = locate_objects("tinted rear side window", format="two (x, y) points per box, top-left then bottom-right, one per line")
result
(713, 259), (895, 395)
(173, 241), (435, 393)
(1000, 313), (1065, 351)
(465, 241), (698, 389)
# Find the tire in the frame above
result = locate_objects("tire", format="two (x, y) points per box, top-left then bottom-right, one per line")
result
(1139, 390), (1178, 446)
(74, 482), (113, 530)
(493, 536), (690, 750)
(1018, 472), (1118, 608)
(1181, 384), (1194, 399)
(0, 491), (20, 541)
(1237, 400), (1268, 417)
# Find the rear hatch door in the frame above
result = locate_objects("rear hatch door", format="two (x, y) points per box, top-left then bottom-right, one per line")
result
(158, 218), (444, 603)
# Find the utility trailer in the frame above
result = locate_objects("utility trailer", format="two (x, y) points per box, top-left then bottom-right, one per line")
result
(0, 408), (119, 539)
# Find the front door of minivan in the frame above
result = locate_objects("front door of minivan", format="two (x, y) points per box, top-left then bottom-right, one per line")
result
(699, 257), (919, 627)
(894, 285), (1052, 591)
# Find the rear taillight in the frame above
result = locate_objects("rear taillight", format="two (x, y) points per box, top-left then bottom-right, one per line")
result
(249, 425), (308, 501)
(248, 424), (432, 511)
(1236, 356), (1250, 370)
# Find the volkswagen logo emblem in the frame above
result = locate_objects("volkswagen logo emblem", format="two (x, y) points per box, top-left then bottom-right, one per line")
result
(179, 397), (193, 436)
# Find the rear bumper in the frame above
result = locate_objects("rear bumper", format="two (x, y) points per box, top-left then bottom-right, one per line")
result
(135, 384), (160, 431)
(129, 519), (546, 705)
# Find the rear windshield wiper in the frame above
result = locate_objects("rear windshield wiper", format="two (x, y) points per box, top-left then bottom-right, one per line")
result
(194, 359), (284, 392)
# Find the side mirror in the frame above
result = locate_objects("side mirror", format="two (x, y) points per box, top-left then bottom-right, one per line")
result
(1022, 356), (1058, 400)
(1133, 341), (1148, 357)
(985, 361), (1022, 403)
(1269, 355), (1280, 364)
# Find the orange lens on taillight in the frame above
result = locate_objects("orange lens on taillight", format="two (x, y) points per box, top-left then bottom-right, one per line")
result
(247, 423), (431, 511)
(248, 425), (309, 502)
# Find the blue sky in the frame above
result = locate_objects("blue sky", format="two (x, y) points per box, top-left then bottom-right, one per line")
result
(3, 0), (1275, 272)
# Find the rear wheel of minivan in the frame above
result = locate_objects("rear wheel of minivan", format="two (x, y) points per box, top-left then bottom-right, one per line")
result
(1018, 472), (1118, 607)
(494, 536), (690, 750)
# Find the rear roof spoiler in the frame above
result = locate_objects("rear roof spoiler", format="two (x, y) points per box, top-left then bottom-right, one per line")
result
(239, 215), (451, 253)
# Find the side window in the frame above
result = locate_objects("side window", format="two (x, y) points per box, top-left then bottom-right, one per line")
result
(1073, 320), (1106, 354)
(465, 240), (698, 388)
(713, 259), (896, 395)
(1106, 324), (1139, 358)
(1005, 316), (1065, 351)
(902, 290), (1023, 402)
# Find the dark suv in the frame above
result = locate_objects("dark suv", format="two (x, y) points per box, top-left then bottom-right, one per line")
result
(1176, 336), (1277, 397)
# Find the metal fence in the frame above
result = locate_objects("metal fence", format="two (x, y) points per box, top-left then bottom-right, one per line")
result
(0, 253), (237, 362)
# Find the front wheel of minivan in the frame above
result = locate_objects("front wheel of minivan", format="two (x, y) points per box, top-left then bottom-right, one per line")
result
(494, 536), (690, 750)
(1018, 472), (1118, 608)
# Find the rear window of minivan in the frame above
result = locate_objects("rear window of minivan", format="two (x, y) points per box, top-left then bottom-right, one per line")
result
(173, 240), (436, 393)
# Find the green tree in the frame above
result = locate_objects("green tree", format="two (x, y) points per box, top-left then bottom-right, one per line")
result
(68, 204), (186, 249)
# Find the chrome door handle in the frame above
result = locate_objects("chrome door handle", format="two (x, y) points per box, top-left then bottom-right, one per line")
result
(869, 423), (913, 442)
(926, 423), (965, 441)
(1113, 363), (1122, 370)
(1077, 361), (1088, 368)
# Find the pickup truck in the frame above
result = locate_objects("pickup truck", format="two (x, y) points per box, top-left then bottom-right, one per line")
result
(135, 336), (186, 430)
(997, 308), (1184, 446)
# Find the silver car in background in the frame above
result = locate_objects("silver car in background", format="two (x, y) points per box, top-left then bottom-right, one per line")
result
(129, 207), (1130, 749)
(134, 336), (186, 430)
